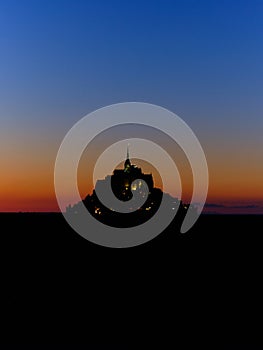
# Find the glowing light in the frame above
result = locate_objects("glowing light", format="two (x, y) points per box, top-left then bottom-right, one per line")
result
(131, 183), (137, 191)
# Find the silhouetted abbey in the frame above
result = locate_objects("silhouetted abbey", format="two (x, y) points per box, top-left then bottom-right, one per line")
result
(67, 147), (196, 228)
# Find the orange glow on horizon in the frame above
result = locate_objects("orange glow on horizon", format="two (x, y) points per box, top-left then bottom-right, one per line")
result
(1, 128), (262, 212)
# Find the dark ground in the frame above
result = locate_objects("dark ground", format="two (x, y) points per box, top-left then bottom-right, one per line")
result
(0, 213), (262, 349)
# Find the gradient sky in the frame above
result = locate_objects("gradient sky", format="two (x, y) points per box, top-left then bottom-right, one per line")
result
(0, 0), (263, 212)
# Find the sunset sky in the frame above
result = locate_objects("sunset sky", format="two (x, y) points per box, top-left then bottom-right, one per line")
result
(0, 0), (263, 213)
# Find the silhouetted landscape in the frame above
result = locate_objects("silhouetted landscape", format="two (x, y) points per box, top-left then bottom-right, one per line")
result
(66, 149), (194, 228)
(1, 212), (262, 348)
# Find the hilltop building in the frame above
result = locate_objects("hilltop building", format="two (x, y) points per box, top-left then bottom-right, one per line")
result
(66, 147), (194, 227)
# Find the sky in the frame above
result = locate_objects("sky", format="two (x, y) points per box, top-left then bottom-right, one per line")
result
(0, 0), (263, 212)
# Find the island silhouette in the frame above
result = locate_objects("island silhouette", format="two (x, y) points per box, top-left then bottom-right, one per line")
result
(66, 147), (197, 229)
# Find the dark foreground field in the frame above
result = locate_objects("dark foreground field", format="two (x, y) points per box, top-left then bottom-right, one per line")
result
(0, 213), (262, 348)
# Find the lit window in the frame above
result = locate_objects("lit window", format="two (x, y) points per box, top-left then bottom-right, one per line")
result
(131, 183), (137, 191)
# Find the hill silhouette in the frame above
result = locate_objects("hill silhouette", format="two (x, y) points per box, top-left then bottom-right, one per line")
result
(66, 149), (197, 229)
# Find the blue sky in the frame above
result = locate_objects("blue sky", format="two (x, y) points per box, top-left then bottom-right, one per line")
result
(1, 0), (262, 125)
(0, 0), (263, 210)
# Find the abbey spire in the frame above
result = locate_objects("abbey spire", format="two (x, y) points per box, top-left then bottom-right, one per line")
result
(124, 145), (131, 172)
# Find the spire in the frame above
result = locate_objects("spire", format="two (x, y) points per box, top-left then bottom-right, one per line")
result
(124, 144), (131, 172)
